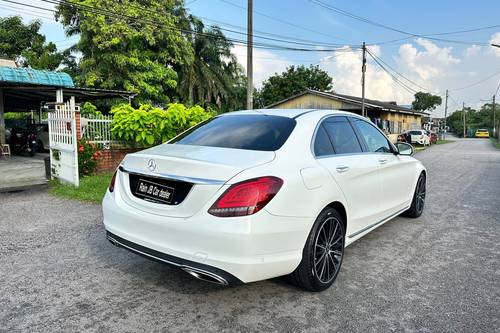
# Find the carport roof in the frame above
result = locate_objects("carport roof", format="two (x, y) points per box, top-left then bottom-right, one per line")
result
(0, 84), (135, 112)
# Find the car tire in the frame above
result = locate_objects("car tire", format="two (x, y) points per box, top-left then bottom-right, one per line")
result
(402, 172), (426, 218)
(287, 207), (345, 292)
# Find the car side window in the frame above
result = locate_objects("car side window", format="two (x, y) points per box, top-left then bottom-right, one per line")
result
(322, 117), (363, 154)
(313, 125), (335, 156)
(352, 119), (391, 153)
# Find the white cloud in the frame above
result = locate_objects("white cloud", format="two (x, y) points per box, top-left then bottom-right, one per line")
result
(319, 46), (414, 104)
(232, 45), (294, 88)
(464, 45), (481, 58)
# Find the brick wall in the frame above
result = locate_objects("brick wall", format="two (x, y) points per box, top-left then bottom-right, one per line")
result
(95, 148), (141, 173)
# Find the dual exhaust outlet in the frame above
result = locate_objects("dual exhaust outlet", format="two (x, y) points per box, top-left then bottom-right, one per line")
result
(108, 235), (228, 286)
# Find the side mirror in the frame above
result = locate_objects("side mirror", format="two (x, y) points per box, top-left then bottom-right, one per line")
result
(395, 142), (414, 156)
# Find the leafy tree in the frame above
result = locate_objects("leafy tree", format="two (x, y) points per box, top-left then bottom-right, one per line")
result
(412, 92), (442, 113)
(255, 65), (333, 107)
(176, 19), (245, 111)
(55, 0), (194, 105)
(0, 16), (67, 70)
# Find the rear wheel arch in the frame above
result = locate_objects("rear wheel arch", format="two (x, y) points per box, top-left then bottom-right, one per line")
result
(325, 201), (347, 235)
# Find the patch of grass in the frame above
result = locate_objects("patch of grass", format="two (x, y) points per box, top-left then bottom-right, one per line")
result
(435, 140), (454, 145)
(50, 172), (114, 203)
(491, 137), (500, 149)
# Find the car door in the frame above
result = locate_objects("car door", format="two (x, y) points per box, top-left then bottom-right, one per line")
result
(350, 118), (414, 217)
(313, 116), (384, 236)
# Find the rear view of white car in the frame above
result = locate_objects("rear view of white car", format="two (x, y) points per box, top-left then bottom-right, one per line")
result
(103, 109), (426, 291)
(408, 129), (430, 146)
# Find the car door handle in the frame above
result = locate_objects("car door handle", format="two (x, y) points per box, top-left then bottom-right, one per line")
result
(378, 158), (388, 164)
(336, 165), (350, 173)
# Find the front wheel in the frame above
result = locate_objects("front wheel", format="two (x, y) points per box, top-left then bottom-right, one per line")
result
(287, 207), (345, 292)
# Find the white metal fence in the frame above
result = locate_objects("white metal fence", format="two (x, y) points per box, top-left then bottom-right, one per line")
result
(81, 114), (114, 149)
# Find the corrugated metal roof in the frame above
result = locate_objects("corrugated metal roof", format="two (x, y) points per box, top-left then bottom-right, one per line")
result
(267, 89), (428, 115)
(0, 67), (74, 88)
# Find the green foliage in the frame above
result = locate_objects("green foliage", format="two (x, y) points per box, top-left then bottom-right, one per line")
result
(55, 0), (193, 105)
(0, 16), (68, 70)
(447, 103), (498, 137)
(80, 102), (103, 117)
(111, 103), (214, 146)
(177, 19), (246, 111)
(412, 92), (442, 113)
(255, 65), (333, 107)
(78, 139), (101, 175)
(50, 171), (114, 203)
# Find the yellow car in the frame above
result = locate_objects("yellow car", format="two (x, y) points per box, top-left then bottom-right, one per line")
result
(475, 129), (490, 138)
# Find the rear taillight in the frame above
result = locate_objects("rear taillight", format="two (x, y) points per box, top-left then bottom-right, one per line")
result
(108, 171), (117, 193)
(208, 176), (283, 217)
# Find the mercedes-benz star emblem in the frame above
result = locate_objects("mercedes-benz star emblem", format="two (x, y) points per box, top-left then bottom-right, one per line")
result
(147, 159), (157, 172)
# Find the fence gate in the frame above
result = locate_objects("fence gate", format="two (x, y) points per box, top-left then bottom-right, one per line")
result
(48, 102), (79, 186)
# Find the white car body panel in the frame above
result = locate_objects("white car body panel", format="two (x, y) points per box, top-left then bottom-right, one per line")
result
(103, 109), (426, 284)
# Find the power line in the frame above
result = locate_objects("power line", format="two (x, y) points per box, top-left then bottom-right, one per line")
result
(365, 49), (419, 95)
(366, 49), (442, 95)
(309, 0), (491, 46)
(449, 69), (500, 91)
(20, 0), (360, 52)
(216, 0), (353, 43)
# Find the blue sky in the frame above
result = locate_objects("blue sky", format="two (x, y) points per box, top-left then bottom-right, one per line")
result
(2, 0), (500, 116)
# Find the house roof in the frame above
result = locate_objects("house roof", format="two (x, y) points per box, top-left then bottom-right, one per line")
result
(0, 67), (74, 88)
(267, 89), (427, 116)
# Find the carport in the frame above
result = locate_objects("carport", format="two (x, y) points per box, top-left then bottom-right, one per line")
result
(0, 64), (133, 191)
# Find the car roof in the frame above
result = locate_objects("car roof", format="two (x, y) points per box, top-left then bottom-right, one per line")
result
(222, 108), (353, 119)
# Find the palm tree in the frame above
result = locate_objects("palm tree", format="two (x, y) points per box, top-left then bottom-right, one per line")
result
(178, 19), (244, 109)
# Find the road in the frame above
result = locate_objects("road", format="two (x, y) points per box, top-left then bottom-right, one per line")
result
(1, 139), (499, 332)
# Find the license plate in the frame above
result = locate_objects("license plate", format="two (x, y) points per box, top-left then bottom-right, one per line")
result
(135, 179), (175, 204)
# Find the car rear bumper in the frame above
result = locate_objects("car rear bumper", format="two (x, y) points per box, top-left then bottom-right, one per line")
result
(106, 231), (242, 285)
(102, 191), (311, 284)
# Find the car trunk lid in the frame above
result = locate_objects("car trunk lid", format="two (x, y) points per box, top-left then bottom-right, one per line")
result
(117, 144), (275, 218)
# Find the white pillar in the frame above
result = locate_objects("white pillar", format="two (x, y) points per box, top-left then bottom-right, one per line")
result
(0, 89), (5, 145)
(56, 89), (64, 103)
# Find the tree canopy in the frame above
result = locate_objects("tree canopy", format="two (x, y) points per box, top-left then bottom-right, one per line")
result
(176, 19), (246, 111)
(55, 0), (194, 105)
(255, 65), (333, 107)
(412, 92), (442, 113)
(0, 16), (68, 70)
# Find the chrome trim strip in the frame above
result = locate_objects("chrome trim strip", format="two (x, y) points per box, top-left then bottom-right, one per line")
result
(107, 235), (228, 285)
(347, 206), (410, 238)
(119, 166), (226, 185)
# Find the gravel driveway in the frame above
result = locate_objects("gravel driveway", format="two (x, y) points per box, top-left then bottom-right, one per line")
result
(1, 139), (499, 332)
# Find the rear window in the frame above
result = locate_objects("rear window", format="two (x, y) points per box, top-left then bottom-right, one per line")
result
(409, 131), (422, 135)
(170, 114), (296, 151)
(477, 129), (487, 132)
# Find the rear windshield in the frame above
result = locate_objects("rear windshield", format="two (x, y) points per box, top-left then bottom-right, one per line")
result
(409, 131), (422, 135)
(477, 129), (487, 132)
(170, 114), (296, 151)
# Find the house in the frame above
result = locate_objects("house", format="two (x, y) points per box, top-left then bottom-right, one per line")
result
(267, 89), (426, 135)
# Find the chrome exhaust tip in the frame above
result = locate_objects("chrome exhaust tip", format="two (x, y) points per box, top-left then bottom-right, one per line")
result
(181, 267), (228, 286)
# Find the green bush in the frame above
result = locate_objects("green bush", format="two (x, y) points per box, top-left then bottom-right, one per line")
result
(81, 102), (103, 117)
(110, 103), (215, 146)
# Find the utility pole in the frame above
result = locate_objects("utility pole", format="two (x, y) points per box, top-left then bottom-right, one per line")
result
(463, 102), (466, 138)
(361, 42), (366, 117)
(443, 89), (448, 140)
(493, 94), (496, 138)
(246, 0), (253, 110)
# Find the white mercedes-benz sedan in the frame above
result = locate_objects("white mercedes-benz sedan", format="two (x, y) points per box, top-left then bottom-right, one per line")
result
(103, 109), (426, 291)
